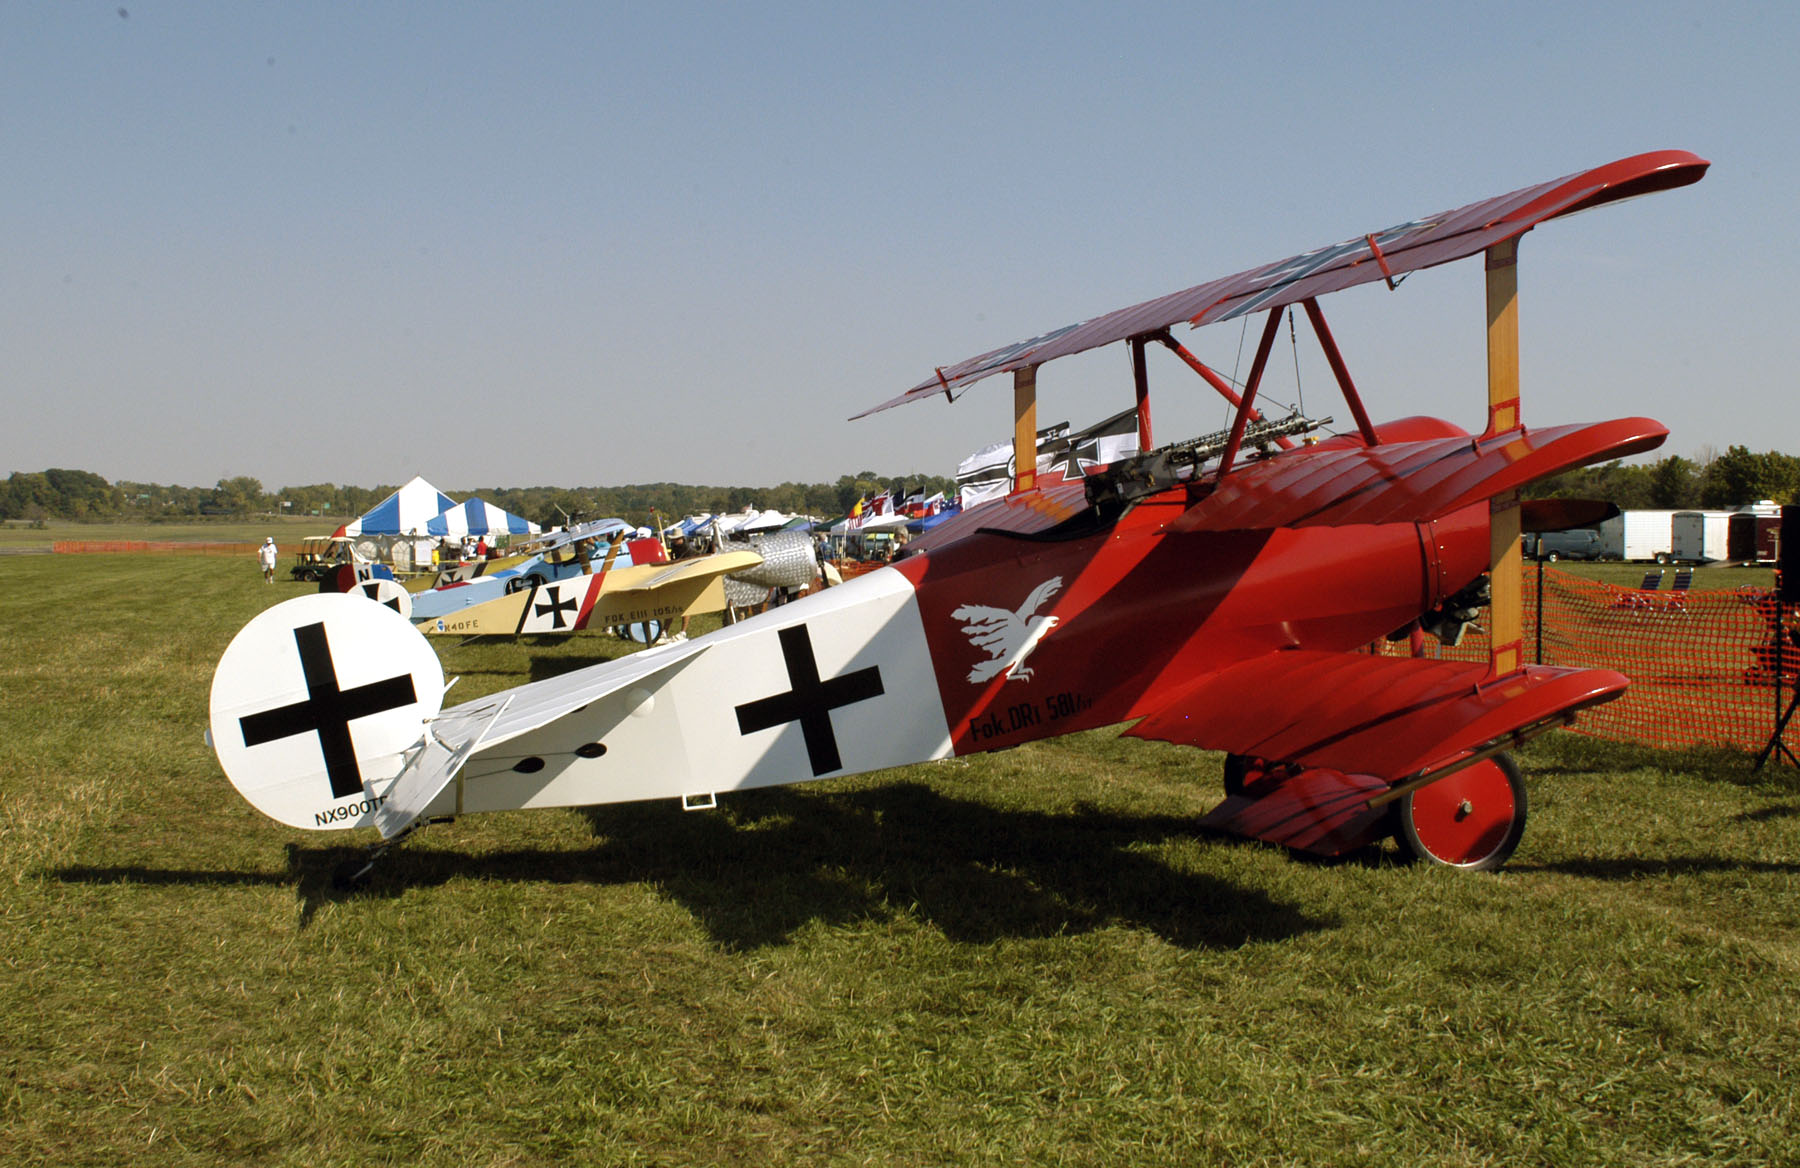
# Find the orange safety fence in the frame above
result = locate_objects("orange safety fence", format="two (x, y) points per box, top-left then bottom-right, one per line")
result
(53, 540), (270, 555)
(1380, 565), (1794, 753)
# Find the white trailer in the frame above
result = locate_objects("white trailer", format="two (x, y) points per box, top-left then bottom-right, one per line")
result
(1596, 509), (1677, 562)
(1671, 510), (1734, 563)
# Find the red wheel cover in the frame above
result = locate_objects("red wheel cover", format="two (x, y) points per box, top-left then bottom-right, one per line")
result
(1398, 757), (1526, 869)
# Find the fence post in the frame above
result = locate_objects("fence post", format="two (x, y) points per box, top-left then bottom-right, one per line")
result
(1534, 558), (1545, 665)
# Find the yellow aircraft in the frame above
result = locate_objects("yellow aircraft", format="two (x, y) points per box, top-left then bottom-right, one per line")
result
(417, 549), (765, 638)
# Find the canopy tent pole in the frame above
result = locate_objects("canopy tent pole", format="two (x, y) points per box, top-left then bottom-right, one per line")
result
(1486, 237), (1524, 677)
(1013, 364), (1038, 493)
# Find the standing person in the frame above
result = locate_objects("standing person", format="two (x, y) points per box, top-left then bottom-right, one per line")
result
(257, 537), (278, 584)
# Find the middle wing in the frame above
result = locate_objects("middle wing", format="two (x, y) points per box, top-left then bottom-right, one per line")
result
(1170, 417), (1666, 532)
(1126, 650), (1626, 781)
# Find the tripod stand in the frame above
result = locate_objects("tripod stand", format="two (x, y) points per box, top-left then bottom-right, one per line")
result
(1754, 581), (1800, 769)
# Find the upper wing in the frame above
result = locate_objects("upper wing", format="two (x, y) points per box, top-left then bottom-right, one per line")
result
(853, 150), (1707, 418)
(1169, 417), (1666, 532)
(1125, 650), (1627, 781)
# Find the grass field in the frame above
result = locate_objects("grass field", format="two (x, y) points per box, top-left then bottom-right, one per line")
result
(0, 516), (326, 552)
(3, 552), (1798, 1166)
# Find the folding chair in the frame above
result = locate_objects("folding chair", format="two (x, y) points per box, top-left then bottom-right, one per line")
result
(1614, 568), (1664, 610)
(1664, 568), (1694, 613)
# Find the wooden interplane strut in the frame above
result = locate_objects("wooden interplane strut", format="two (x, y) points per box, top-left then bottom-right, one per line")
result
(1486, 237), (1524, 676)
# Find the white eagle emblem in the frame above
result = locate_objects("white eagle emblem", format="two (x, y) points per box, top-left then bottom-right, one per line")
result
(952, 576), (1063, 683)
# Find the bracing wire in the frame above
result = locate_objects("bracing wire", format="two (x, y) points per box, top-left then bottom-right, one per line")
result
(1288, 306), (1305, 418)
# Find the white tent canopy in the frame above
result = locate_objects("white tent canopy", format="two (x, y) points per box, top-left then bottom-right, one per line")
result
(739, 509), (792, 533)
(336, 476), (457, 536)
(424, 498), (540, 538)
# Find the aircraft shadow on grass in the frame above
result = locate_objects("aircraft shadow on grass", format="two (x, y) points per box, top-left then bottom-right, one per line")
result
(50, 866), (292, 889)
(266, 782), (1333, 945)
(1507, 854), (1800, 881)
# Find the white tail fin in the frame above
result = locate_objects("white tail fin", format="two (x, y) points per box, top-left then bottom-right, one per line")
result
(353, 576), (414, 620)
(208, 593), (445, 831)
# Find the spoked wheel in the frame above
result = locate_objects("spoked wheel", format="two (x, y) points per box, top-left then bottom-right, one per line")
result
(1393, 753), (1527, 871)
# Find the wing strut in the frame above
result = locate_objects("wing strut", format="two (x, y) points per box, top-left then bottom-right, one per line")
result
(1130, 336), (1153, 450)
(1486, 237), (1524, 676)
(1300, 298), (1379, 446)
(1149, 330), (1296, 452)
(1012, 364), (1038, 493)
(1215, 309), (1284, 479)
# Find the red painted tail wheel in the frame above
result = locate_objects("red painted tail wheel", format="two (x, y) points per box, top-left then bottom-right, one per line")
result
(1394, 753), (1527, 871)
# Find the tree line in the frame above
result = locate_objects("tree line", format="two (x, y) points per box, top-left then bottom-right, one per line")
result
(1527, 446), (1800, 512)
(7, 445), (1794, 527)
(0, 468), (958, 527)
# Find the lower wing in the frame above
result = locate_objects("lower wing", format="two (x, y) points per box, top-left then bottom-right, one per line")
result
(1125, 650), (1625, 780)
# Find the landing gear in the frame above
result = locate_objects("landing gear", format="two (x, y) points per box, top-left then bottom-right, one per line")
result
(1222, 753), (1251, 798)
(1206, 750), (1530, 871)
(1391, 754), (1527, 871)
(332, 856), (376, 892)
(328, 818), (436, 891)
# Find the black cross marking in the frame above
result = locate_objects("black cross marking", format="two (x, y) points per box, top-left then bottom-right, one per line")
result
(533, 585), (578, 630)
(734, 624), (884, 776)
(359, 581), (402, 613)
(238, 621), (419, 800)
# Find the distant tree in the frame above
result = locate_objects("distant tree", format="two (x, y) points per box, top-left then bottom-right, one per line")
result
(208, 476), (266, 516)
(1646, 455), (1699, 509)
(835, 472), (887, 514)
(45, 468), (121, 518)
(1701, 446), (1799, 508)
(0, 472), (53, 519)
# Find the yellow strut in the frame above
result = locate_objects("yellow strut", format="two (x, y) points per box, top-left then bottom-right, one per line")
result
(1486, 238), (1523, 676)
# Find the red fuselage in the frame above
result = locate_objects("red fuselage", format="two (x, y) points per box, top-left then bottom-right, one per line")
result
(893, 452), (1492, 758)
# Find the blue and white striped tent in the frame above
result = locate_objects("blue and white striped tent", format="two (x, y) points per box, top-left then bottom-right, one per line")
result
(336, 477), (457, 536)
(424, 497), (541, 538)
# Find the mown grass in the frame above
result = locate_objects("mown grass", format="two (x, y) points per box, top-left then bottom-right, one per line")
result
(0, 516), (327, 551)
(3, 553), (1798, 1166)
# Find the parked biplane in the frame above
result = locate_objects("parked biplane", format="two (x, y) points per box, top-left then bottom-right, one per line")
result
(419, 547), (764, 638)
(406, 522), (643, 621)
(208, 150), (1707, 881)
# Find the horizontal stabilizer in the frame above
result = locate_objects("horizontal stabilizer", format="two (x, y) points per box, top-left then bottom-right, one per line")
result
(462, 637), (713, 754)
(1126, 651), (1627, 780)
(1171, 418), (1666, 532)
(374, 638), (716, 838)
(374, 695), (513, 839)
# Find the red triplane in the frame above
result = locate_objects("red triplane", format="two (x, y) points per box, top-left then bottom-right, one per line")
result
(209, 150), (1708, 878)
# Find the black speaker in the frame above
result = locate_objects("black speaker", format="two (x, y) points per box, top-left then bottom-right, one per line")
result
(1782, 506), (1800, 603)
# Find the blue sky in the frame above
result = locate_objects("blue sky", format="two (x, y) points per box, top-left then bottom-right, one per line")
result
(2, 2), (1789, 490)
